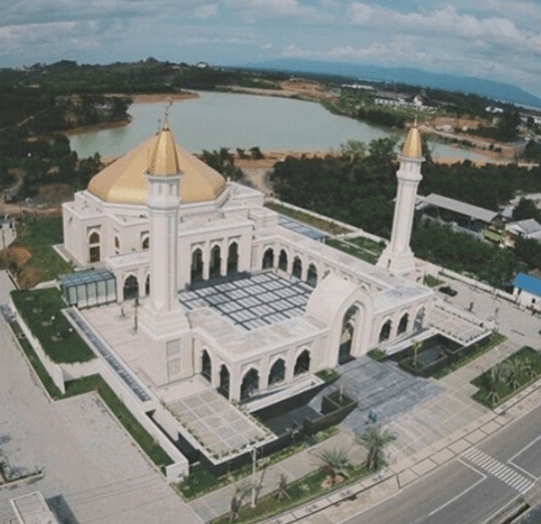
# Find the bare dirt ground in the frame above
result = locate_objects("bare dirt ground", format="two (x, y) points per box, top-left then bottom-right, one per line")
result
(220, 79), (337, 101)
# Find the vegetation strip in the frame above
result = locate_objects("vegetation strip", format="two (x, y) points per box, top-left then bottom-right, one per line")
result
(471, 346), (541, 408)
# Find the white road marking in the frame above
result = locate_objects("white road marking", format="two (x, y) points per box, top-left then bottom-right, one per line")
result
(461, 447), (534, 494)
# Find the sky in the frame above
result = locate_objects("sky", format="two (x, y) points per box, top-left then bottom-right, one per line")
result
(2, 0), (541, 96)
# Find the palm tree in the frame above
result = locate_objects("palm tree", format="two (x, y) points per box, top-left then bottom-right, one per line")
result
(317, 448), (349, 485)
(275, 473), (291, 500)
(411, 339), (423, 368)
(524, 358), (537, 380)
(487, 365), (504, 405)
(505, 358), (526, 391)
(357, 426), (396, 471)
(228, 486), (243, 522)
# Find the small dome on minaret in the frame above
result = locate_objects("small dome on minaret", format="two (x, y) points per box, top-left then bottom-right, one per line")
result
(147, 120), (181, 176)
(402, 126), (423, 159)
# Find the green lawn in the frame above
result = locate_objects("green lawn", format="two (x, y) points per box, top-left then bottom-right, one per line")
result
(348, 236), (385, 254)
(326, 238), (379, 264)
(471, 347), (541, 408)
(11, 288), (95, 363)
(265, 202), (350, 235)
(12, 216), (72, 283)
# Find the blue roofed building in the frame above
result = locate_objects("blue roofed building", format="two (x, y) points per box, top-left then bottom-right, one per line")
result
(513, 272), (541, 311)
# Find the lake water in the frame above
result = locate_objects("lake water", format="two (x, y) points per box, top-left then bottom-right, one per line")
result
(69, 91), (491, 161)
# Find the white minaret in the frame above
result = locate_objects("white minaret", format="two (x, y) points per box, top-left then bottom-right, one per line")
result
(139, 120), (191, 386)
(377, 126), (424, 280)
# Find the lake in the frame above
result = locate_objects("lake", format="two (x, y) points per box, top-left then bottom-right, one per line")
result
(69, 91), (491, 161)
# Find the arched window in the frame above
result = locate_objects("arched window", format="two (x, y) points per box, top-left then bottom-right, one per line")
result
(227, 242), (238, 275)
(397, 313), (409, 335)
(292, 256), (302, 279)
(142, 236), (150, 250)
(241, 368), (259, 401)
(379, 319), (392, 343)
(307, 263), (318, 287)
(268, 359), (286, 386)
(210, 245), (221, 278)
(89, 231), (100, 263)
(123, 275), (139, 301)
(191, 248), (203, 283)
(219, 365), (230, 399)
(202, 350), (211, 382)
(414, 308), (425, 331)
(294, 350), (311, 376)
(114, 236), (120, 250)
(278, 249), (288, 271)
(262, 248), (274, 269)
(339, 306), (358, 364)
(145, 274), (150, 296)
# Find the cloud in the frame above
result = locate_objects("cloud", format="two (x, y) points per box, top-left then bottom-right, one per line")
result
(0, 21), (78, 50)
(194, 4), (218, 19)
(226, 0), (334, 22)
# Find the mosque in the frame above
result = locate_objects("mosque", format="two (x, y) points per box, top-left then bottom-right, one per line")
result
(61, 120), (434, 404)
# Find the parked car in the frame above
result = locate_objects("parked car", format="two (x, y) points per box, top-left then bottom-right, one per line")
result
(439, 285), (458, 297)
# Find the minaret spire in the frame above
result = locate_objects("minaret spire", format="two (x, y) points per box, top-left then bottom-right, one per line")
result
(376, 125), (424, 280)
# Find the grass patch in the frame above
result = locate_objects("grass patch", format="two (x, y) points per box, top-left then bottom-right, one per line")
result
(12, 216), (72, 283)
(423, 274), (442, 288)
(471, 347), (541, 408)
(210, 464), (369, 524)
(11, 288), (95, 363)
(11, 321), (64, 399)
(348, 236), (385, 254)
(367, 349), (387, 361)
(432, 332), (506, 379)
(265, 202), (349, 235)
(315, 368), (341, 382)
(326, 238), (379, 264)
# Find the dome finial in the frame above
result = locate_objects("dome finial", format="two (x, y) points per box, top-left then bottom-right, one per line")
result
(402, 123), (423, 159)
(163, 100), (173, 130)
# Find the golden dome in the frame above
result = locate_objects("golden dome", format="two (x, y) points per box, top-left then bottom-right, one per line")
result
(402, 126), (423, 159)
(87, 129), (226, 205)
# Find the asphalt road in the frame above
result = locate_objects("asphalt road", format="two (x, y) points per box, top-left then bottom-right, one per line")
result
(341, 403), (541, 524)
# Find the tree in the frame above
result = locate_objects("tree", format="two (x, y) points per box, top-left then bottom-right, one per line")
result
(513, 198), (541, 222)
(411, 338), (422, 367)
(275, 473), (291, 500)
(228, 486), (243, 522)
(505, 358), (525, 391)
(356, 426), (396, 471)
(340, 139), (366, 164)
(249, 146), (264, 160)
(487, 365), (505, 405)
(317, 448), (349, 485)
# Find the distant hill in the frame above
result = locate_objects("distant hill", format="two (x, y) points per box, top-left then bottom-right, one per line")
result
(245, 59), (541, 109)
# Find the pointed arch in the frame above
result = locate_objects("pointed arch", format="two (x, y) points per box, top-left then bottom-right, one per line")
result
(210, 245), (221, 278)
(278, 249), (288, 271)
(88, 231), (101, 263)
(379, 319), (392, 343)
(218, 364), (230, 399)
(123, 274), (139, 301)
(292, 256), (302, 279)
(145, 274), (150, 296)
(339, 305), (359, 364)
(307, 263), (318, 287)
(294, 349), (311, 376)
(241, 368), (259, 401)
(397, 312), (409, 335)
(191, 248), (203, 283)
(268, 358), (286, 386)
(263, 248), (274, 269)
(201, 350), (211, 382)
(227, 242), (239, 275)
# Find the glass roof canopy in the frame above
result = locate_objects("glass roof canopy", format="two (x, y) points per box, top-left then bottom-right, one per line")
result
(278, 215), (327, 242)
(59, 269), (117, 308)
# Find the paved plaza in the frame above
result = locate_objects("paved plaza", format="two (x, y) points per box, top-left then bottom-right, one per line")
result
(178, 272), (313, 331)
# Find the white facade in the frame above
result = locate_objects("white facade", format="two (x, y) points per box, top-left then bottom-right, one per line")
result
(62, 126), (434, 400)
